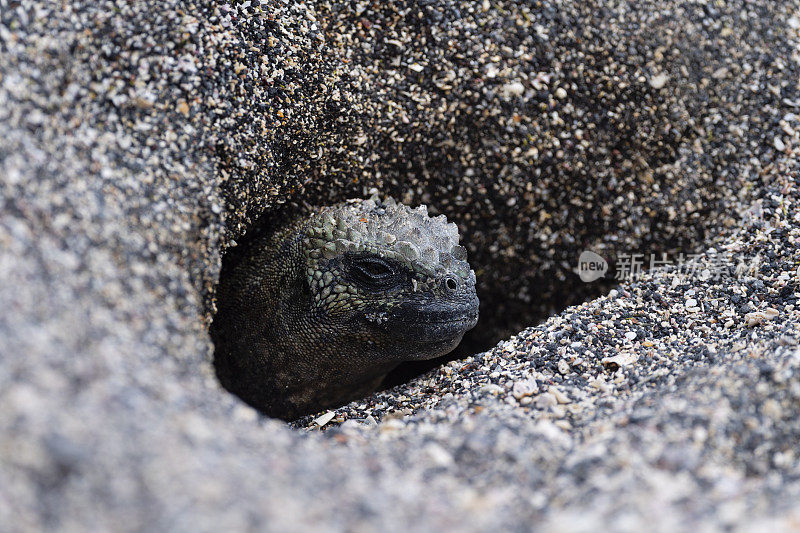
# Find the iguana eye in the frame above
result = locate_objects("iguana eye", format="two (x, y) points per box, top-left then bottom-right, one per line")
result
(358, 261), (391, 278)
(348, 256), (399, 289)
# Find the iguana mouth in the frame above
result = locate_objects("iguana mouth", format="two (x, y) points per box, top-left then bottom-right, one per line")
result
(374, 298), (479, 342)
(401, 318), (477, 343)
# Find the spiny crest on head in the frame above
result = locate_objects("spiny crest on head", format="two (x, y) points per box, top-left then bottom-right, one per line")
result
(302, 197), (470, 278)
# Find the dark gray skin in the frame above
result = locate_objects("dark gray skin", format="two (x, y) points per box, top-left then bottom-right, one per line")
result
(211, 198), (479, 420)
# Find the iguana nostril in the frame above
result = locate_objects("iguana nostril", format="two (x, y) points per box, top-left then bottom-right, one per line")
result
(444, 276), (458, 292)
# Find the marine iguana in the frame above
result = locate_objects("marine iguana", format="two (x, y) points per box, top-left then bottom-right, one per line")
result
(211, 197), (479, 420)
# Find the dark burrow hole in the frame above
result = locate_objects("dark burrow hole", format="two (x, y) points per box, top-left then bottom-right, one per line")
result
(207, 201), (665, 421)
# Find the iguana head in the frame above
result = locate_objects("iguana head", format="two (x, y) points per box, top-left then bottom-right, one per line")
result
(212, 196), (478, 420)
(300, 197), (479, 360)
